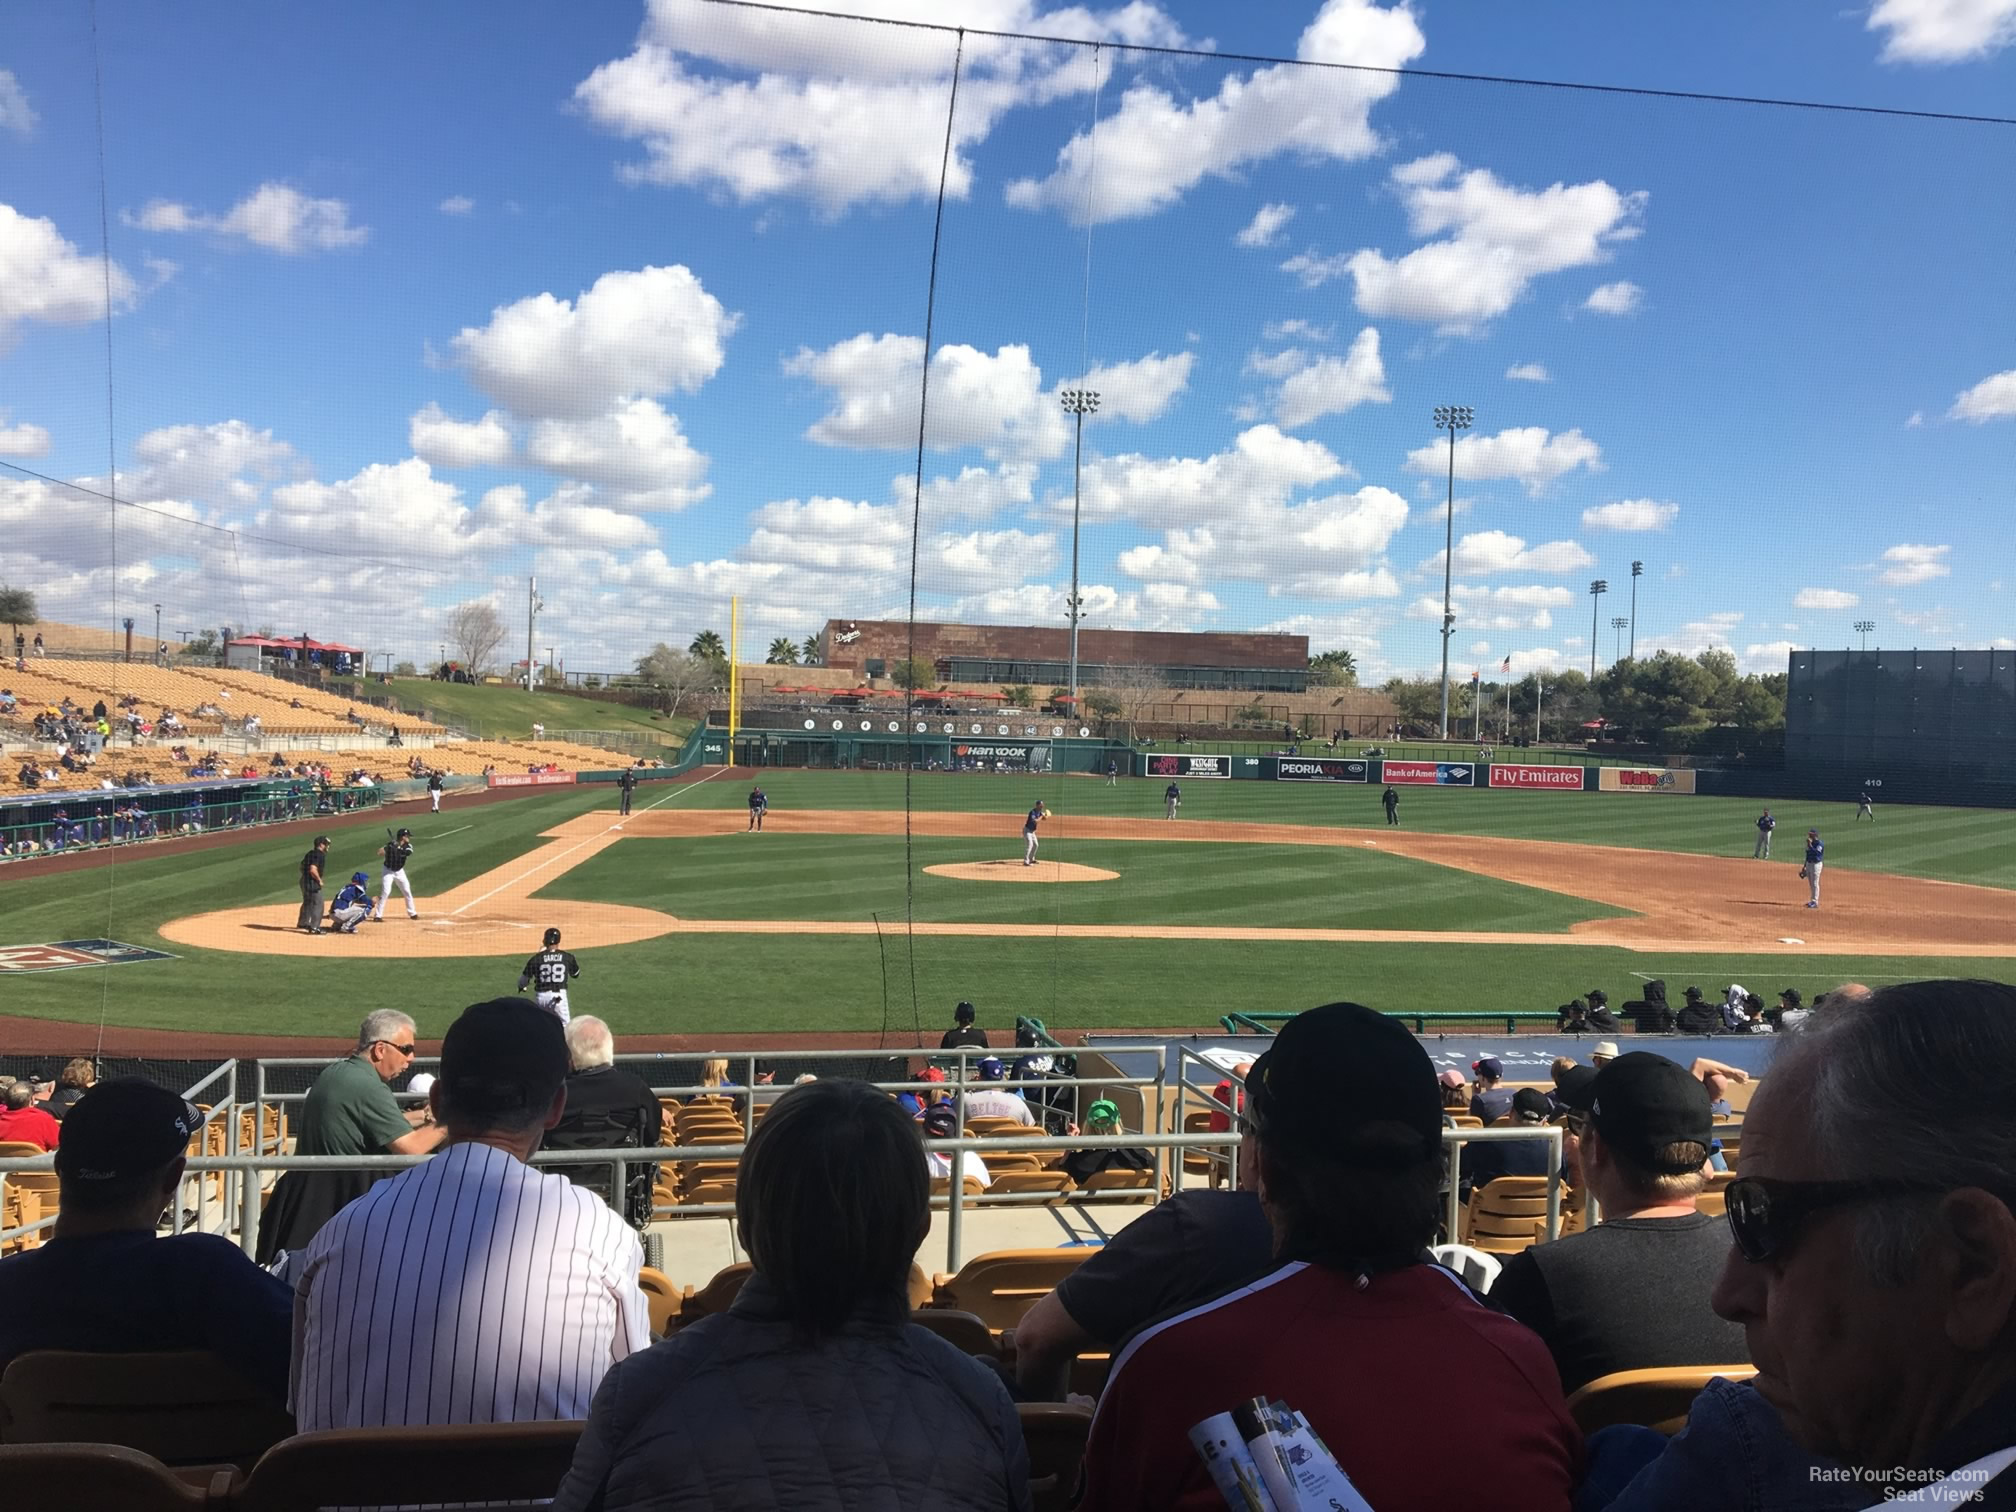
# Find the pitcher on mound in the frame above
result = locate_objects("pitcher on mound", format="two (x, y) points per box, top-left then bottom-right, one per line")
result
(1022, 802), (1050, 866)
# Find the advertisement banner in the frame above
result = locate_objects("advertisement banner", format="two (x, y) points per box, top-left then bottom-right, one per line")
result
(1275, 757), (1371, 783)
(1382, 761), (1475, 786)
(1147, 753), (1232, 779)
(1489, 763), (1587, 791)
(1599, 766), (1697, 795)
(488, 771), (578, 788)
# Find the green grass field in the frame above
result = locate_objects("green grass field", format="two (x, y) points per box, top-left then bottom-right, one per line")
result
(2, 771), (2012, 1039)
(328, 676), (695, 746)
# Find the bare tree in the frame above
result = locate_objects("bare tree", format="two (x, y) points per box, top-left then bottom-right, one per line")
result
(446, 599), (507, 675)
(634, 644), (713, 716)
(1095, 663), (1168, 736)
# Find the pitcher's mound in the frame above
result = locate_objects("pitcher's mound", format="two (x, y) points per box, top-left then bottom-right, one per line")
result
(925, 860), (1118, 883)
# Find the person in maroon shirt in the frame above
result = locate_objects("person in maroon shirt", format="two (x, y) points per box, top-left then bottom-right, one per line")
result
(0, 1080), (61, 1150)
(1076, 1002), (1580, 1512)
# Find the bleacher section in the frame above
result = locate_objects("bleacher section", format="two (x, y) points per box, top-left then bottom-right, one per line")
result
(0, 660), (444, 738)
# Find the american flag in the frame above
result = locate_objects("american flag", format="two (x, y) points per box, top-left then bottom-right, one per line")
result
(1500, 655), (1512, 672)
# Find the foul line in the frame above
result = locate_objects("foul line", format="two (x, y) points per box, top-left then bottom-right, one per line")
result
(428, 824), (473, 840)
(450, 769), (724, 917)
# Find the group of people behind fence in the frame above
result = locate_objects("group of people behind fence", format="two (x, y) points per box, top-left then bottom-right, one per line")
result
(3, 980), (2016, 1510)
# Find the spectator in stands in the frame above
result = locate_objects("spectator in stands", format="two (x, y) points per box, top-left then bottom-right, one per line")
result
(921, 1102), (991, 1190)
(0, 1080), (293, 1401)
(939, 999), (988, 1050)
(1586, 987), (1620, 1031)
(42, 1058), (95, 1120)
(0, 1079), (60, 1149)
(1076, 1003), (1580, 1510)
(898, 1064), (946, 1119)
(1549, 1056), (1578, 1104)
(1557, 996), (1591, 1031)
(293, 998), (648, 1430)
(546, 1016), (663, 1226)
(0, 688), (13, 713)
(1623, 979), (1675, 1032)
(17, 762), (38, 789)
(1591, 1038), (1621, 1069)
(1700, 979), (2016, 1506)
(256, 1009), (445, 1262)
(961, 1058), (1034, 1125)
(553, 1078), (1028, 1511)
(1470, 1056), (1514, 1123)
(1490, 1052), (1746, 1394)
(1462, 1087), (1558, 1200)
(1675, 985), (1721, 1034)
(1050, 1100), (1155, 1186)
(1439, 1068), (1469, 1110)
(1767, 986), (1804, 1030)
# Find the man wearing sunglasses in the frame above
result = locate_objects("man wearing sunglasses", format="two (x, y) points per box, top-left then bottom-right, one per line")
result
(257, 1009), (446, 1263)
(1711, 980), (2016, 1509)
(1492, 1052), (1747, 1395)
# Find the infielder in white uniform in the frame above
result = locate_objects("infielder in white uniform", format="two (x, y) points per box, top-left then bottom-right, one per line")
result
(519, 926), (581, 1022)
(372, 828), (418, 920)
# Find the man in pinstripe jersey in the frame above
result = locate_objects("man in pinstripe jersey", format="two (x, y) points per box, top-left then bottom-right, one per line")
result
(289, 998), (650, 1431)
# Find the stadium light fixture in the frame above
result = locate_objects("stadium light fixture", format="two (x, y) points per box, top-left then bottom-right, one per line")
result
(1629, 560), (1643, 659)
(1588, 580), (1608, 677)
(1611, 615), (1629, 664)
(1432, 405), (1474, 739)
(1854, 619), (1876, 651)
(1059, 387), (1102, 708)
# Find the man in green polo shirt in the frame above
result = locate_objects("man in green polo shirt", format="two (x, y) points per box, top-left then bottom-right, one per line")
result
(258, 1010), (446, 1263)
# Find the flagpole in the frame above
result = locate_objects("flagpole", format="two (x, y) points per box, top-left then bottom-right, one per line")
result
(1473, 670), (1482, 743)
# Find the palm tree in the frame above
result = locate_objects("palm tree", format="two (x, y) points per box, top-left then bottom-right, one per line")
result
(766, 637), (799, 665)
(800, 634), (822, 667)
(689, 630), (726, 663)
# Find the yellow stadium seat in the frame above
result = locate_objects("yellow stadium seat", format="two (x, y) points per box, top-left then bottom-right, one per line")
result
(233, 1421), (583, 1511)
(0, 1443), (218, 1508)
(928, 1249), (1091, 1333)
(1567, 1365), (1758, 1435)
(0, 1350), (294, 1469)
(637, 1267), (689, 1338)
(1019, 1403), (1094, 1512)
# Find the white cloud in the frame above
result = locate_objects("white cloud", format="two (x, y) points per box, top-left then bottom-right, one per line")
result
(1075, 425), (1408, 598)
(1235, 202), (1296, 248)
(1581, 498), (1677, 532)
(1504, 363), (1549, 382)
(1949, 369), (2016, 422)
(1583, 280), (1643, 316)
(126, 419), (299, 506)
(0, 70), (34, 136)
(439, 195), (475, 215)
(912, 461), (1038, 521)
(1081, 350), (1194, 424)
(125, 182), (369, 253)
(1868, 0), (2016, 61)
(0, 416), (50, 457)
(0, 203), (140, 344)
(1420, 529), (1595, 577)
(576, 0), (1198, 217)
(1006, 0), (1425, 223)
(1403, 425), (1602, 496)
(1263, 318), (1333, 343)
(523, 398), (711, 511)
(452, 264), (736, 419)
(1247, 326), (1391, 429)
(1407, 582), (1571, 630)
(408, 404), (514, 469)
(1282, 153), (1645, 332)
(1906, 410), (1926, 427)
(1876, 543), (1951, 586)
(1794, 587), (1860, 610)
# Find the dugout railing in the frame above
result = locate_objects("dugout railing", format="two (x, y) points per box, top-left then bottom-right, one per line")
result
(0, 778), (386, 861)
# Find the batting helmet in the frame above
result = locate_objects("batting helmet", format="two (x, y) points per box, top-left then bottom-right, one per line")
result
(397, 828), (412, 839)
(543, 927), (562, 947)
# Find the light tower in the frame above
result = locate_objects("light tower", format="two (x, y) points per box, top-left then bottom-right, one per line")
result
(1059, 387), (1101, 711)
(1612, 615), (1629, 664)
(1854, 619), (1875, 651)
(1629, 560), (1643, 658)
(1432, 404), (1474, 737)
(1588, 579), (1608, 677)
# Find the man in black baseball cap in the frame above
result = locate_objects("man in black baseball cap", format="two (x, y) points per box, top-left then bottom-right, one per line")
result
(0, 1080), (293, 1400)
(1491, 1051), (1748, 1393)
(1076, 1003), (1580, 1510)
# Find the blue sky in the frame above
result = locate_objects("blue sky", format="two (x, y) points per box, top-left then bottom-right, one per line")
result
(2, 0), (2012, 678)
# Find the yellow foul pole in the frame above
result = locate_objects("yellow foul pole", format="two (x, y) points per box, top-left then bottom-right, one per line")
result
(728, 595), (740, 765)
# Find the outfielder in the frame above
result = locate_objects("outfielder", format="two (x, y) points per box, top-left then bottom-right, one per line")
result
(519, 926), (580, 1022)
(1022, 801), (1050, 865)
(748, 784), (767, 832)
(427, 770), (444, 812)
(1754, 808), (1776, 858)
(1801, 828), (1824, 909)
(1856, 789), (1874, 821)
(328, 872), (372, 933)
(1164, 781), (1181, 819)
(1105, 759), (1118, 787)
(371, 827), (418, 920)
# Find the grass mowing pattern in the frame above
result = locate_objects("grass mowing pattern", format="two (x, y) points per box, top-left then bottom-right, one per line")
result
(334, 676), (695, 746)
(1, 776), (2010, 1036)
